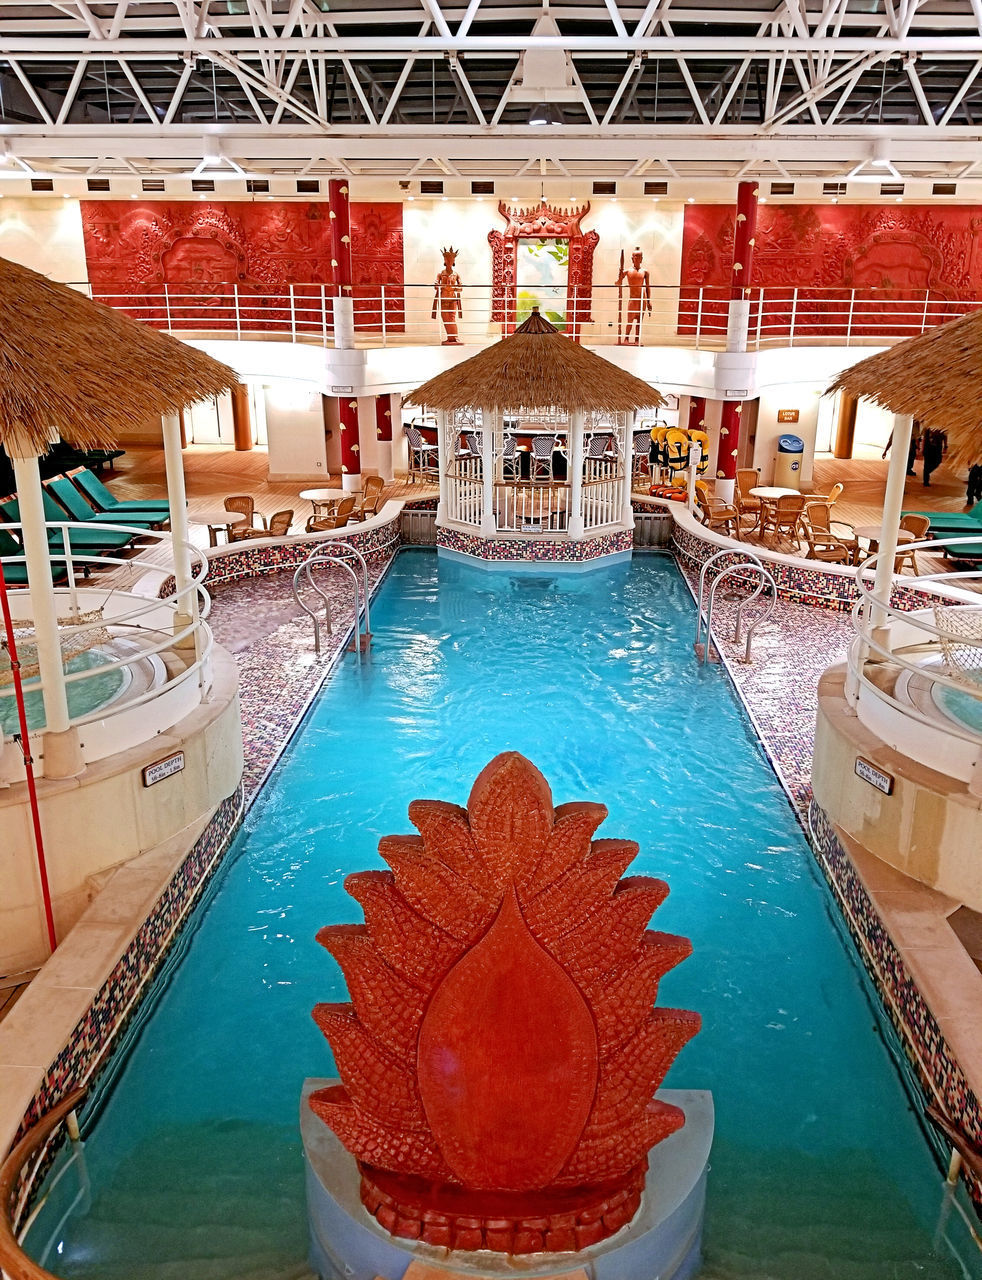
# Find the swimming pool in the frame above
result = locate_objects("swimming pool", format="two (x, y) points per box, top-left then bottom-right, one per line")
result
(26, 551), (980, 1279)
(0, 647), (128, 736)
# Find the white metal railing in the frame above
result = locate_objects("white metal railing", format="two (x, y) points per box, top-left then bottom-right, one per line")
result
(582, 461), (621, 530)
(0, 522), (213, 751)
(494, 482), (569, 533)
(447, 457), (484, 526)
(846, 536), (982, 766)
(69, 282), (982, 351)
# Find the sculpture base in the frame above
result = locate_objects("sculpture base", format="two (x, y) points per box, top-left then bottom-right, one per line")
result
(302, 1080), (713, 1280)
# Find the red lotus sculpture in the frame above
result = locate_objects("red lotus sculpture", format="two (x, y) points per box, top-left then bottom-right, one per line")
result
(310, 753), (699, 1253)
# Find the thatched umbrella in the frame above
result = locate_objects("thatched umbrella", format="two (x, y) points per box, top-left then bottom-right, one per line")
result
(827, 306), (982, 472)
(405, 309), (665, 413)
(0, 254), (237, 456)
(0, 254), (239, 779)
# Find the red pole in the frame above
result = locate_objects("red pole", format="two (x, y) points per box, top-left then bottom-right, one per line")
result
(0, 563), (57, 954)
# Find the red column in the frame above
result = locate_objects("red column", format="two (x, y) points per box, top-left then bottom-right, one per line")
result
(329, 178), (354, 345)
(338, 396), (361, 490)
(375, 394), (394, 481)
(718, 181), (759, 483)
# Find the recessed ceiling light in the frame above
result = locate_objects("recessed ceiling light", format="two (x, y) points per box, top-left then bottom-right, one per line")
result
(130, 193), (137, 199)
(759, 197), (767, 203)
(686, 197), (695, 203)
(62, 192), (71, 199)
(896, 196), (903, 202)
(651, 197), (660, 203)
(408, 194), (415, 201)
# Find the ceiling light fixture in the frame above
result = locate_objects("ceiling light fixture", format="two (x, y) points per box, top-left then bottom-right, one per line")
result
(528, 102), (563, 126)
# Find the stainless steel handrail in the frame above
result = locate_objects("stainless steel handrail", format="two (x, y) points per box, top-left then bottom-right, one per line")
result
(695, 547), (777, 664)
(0, 1089), (87, 1280)
(292, 541), (371, 659)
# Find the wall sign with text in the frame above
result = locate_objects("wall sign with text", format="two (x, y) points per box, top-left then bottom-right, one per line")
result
(777, 409), (800, 423)
(143, 752), (186, 787)
(855, 757), (893, 795)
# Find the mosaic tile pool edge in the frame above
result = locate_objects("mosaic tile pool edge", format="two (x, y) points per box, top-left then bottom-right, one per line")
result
(438, 527), (634, 563)
(808, 800), (982, 1206)
(12, 783), (245, 1222)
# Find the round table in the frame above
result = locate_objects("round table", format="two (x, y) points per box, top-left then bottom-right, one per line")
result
(300, 487), (345, 523)
(854, 524), (917, 553)
(749, 486), (799, 500)
(190, 509), (248, 546)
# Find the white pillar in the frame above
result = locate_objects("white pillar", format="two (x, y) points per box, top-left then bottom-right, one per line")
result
(333, 296), (355, 349)
(871, 412), (913, 637)
(480, 409), (495, 536)
(10, 447), (84, 777)
(436, 410), (449, 524)
(620, 413), (635, 527)
(162, 412), (197, 651)
(568, 410), (585, 538)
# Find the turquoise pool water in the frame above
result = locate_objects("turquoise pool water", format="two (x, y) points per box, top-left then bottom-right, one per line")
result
(934, 669), (982, 734)
(0, 647), (126, 736)
(27, 552), (980, 1279)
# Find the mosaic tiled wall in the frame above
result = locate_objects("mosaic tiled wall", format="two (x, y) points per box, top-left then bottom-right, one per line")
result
(13, 785), (245, 1223)
(672, 523), (938, 614)
(809, 801), (982, 1208)
(438, 527), (634, 564)
(203, 518), (401, 588)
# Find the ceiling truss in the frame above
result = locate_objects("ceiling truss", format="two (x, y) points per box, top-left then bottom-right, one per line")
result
(3, 0), (982, 182)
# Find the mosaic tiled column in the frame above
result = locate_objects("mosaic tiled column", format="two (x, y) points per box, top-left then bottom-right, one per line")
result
(338, 396), (362, 493)
(375, 394), (394, 482)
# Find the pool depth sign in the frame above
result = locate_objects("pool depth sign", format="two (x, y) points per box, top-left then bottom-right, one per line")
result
(143, 752), (186, 787)
(855, 756), (894, 795)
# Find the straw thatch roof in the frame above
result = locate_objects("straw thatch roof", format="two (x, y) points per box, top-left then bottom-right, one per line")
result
(404, 309), (664, 413)
(827, 307), (982, 469)
(0, 255), (239, 456)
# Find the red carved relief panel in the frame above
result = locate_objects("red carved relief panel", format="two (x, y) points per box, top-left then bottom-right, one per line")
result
(679, 202), (982, 337)
(489, 201), (599, 340)
(80, 200), (405, 335)
(351, 202), (405, 332)
(310, 753), (699, 1253)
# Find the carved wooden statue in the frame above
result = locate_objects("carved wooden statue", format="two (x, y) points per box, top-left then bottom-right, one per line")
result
(432, 245), (463, 345)
(310, 752), (699, 1254)
(617, 247), (652, 345)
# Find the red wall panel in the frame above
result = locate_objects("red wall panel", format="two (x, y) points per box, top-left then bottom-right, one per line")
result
(680, 202), (982, 337)
(80, 199), (404, 334)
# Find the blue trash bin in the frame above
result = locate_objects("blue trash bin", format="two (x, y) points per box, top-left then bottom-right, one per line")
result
(774, 434), (804, 489)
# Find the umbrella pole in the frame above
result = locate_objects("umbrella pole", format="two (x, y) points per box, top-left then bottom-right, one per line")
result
(10, 450), (83, 779)
(870, 412), (913, 643)
(0, 563), (57, 955)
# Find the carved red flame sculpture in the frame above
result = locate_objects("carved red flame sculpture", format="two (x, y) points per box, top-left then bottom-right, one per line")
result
(311, 753), (699, 1253)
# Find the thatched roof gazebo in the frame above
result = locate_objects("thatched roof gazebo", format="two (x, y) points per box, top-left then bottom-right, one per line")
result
(406, 309), (665, 415)
(0, 253), (239, 778)
(827, 305), (982, 471)
(405, 310), (664, 559)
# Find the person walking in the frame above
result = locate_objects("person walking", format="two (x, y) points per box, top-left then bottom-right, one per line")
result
(967, 462), (982, 505)
(882, 419), (921, 476)
(922, 428), (948, 486)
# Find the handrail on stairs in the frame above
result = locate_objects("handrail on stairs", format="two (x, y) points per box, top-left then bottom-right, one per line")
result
(0, 1088), (87, 1280)
(292, 541), (371, 659)
(695, 547), (777, 665)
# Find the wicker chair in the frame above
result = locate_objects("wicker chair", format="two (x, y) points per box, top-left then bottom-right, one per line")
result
(801, 502), (858, 564)
(530, 435), (557, 482)
(735, 469), (761, 528)
(896, 513), (930, 574)
(223, 494), (263, 531)
(405, 425), (438, 483)
(307, 496), (355, 532)
(694, 480), (741, 540)
(232, 508), (293, 540)
(632, 432), (651, 485)
(762, 494), (805, 549)
(352, 476), (386, 522)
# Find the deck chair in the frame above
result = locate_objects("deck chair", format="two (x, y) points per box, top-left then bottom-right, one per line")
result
(352, 476), (386, 521)
(2, 493), (135, 554)
(46, 476), (164, 530)
(694, 481), (741, 539)
(801, 502), (858, 564)
(69, 468), (171, 518)
(631, 432), (651, 485)
(896, 514), (930, 575)
(501, 434), (520, 480)
(0, 527), (68, 585)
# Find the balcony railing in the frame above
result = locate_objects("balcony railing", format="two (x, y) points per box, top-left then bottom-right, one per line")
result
(70, 282), (982, 351)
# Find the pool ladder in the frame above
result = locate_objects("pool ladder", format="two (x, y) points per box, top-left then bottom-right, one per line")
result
(694, 549), (777, 665)
(293, 542), (371, 660)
